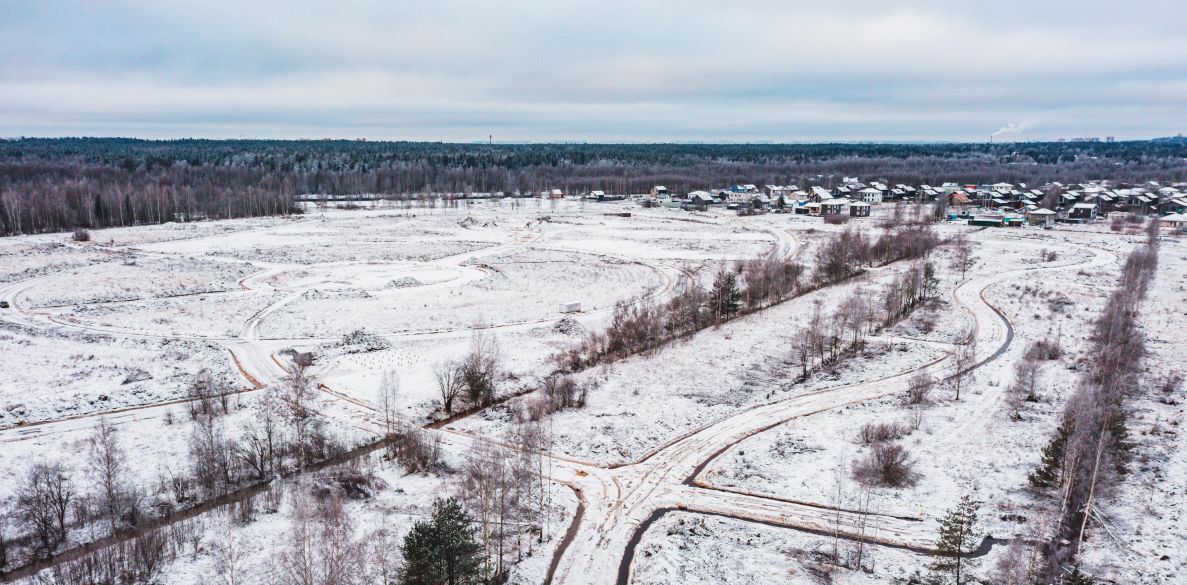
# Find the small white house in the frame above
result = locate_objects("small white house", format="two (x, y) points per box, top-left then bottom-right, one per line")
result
(1159, 213), (1187, 228)
(859, 187), (883, 204)
(1027, 208), (1057, 227)
(559, 301), (582, 313)
(726, 191), (752, 204)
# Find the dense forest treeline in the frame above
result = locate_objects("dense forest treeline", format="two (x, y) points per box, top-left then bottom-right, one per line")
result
(2, 137), (1185, 236)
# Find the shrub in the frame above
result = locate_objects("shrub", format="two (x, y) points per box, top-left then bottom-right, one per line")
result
(905, 371), (934, 405)
(72, 228), (91, 242)
(541, 374), (590, 412)
(853, 443), (917, 487)
(386, 425), (442, 473)
(858, 420), (909, 445)
(1025, 338), (1063, 361)
(822, 214), (849, 225)
(314, 467), (388, 500)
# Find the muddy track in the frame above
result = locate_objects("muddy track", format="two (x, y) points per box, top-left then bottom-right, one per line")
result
(542, 486), (586, 585)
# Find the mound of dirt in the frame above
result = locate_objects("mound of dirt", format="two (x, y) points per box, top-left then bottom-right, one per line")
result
(553, 317), (586, 336)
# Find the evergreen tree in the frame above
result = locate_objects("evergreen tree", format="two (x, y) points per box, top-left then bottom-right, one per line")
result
(710, 269), (741, 319)
(1064, 566), (1096, 585)
(1029, 412), (1074, 488)
(1107, 408), (1133, 475)
(402, 498), (483, 585)
(928, 495), (981, 585)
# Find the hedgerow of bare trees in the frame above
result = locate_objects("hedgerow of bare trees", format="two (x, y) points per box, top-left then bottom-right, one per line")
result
(1030, 229), (1160, 579)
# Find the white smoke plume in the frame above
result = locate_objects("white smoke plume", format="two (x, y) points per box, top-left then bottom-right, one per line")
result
(991, 121), (1032, 137)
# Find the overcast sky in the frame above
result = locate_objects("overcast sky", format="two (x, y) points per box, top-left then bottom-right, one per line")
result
(2, 0), (1185, 142)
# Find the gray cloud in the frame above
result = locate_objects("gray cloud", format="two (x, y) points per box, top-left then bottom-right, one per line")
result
(1, 0), (1185, 141)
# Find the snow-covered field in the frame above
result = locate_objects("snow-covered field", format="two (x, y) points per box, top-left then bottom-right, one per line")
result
(1, 202), (1182, 585)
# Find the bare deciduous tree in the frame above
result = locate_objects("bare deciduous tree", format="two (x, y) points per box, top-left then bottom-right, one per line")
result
(18, 462), (74, 555)
(377, 370), (400, 435)
(434, 359), (464, 415)
(88, 417), (133, 533)
(950, 235), (976, 281)
(461, 331), (503, 407)
(238, 389), (282, 481)
(953, 330), (977, 401)
(210, 517), (243, 585)
(281, 359), (318, 471)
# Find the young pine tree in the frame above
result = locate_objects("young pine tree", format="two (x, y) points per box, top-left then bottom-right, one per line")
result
(402, 498), (483, 585)
(1028, 412), (1074, 488)
(928, 495), (981, 585)
(710, 269), (742, 319)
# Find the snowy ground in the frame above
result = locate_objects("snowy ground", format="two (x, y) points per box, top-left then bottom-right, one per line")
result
(447, 263), (950, 466)
(630, 512), (942, 585)
(2, 202), (1181, 585)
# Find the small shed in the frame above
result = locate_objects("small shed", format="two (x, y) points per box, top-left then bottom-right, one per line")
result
(969, 214), (1004, 227)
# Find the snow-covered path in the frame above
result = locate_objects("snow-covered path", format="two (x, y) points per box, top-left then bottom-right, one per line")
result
(532, 237), (1115, 585)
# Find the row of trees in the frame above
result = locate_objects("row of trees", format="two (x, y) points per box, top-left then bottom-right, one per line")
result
(1029, 225), (1160, 579)
(0, 163), (300, 236)
(555, 256), (805, 372)
(0, 362), (349, 571)
(790, 260), (940, 381)
(555, 221), (943, 374)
